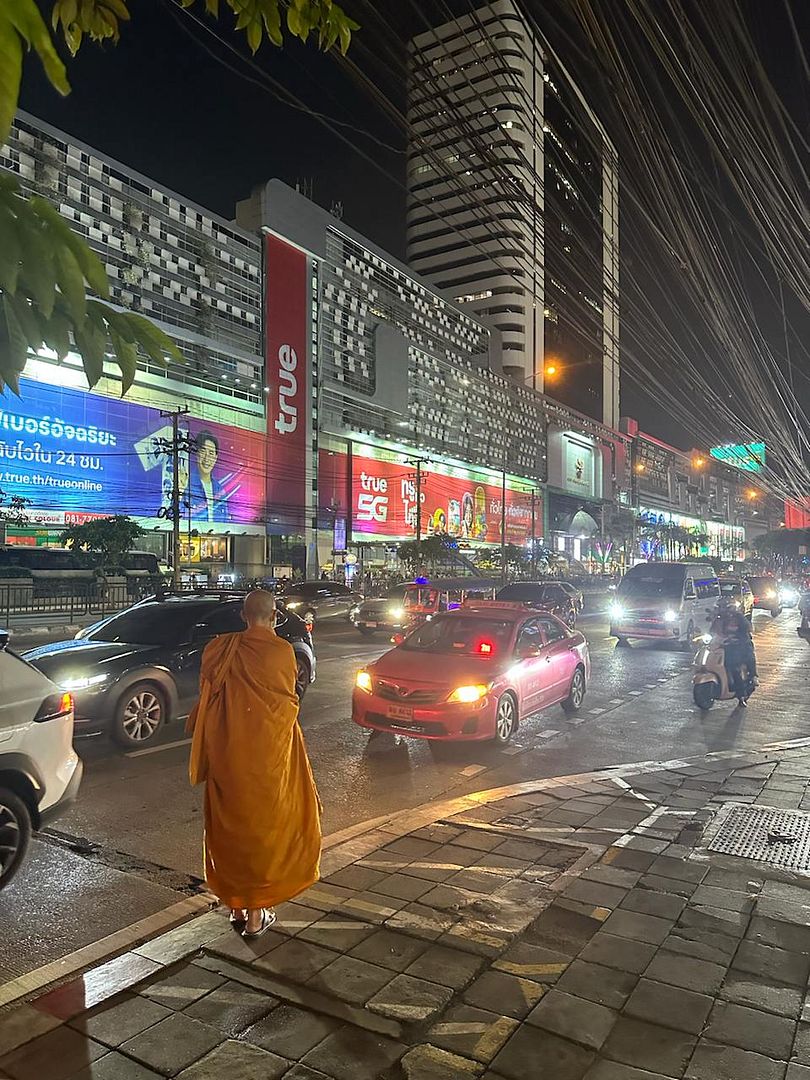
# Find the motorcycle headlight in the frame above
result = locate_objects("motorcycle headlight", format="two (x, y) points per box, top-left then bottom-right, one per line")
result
(60, 673), (108, 692)
(663, 609), (678, 623)
(285, 600), (302, 609)
(764, 589), (775, 599)
(701, 633), (712, 644)
(609, 602), (625, 620)
(355, 670), (373, 693)
(390, 606), (405, 620)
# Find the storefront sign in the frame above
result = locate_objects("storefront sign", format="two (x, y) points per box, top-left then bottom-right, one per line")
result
(547, 429), (601, 499)
(340, 446), (535, 544)
(636, 440), (672, 498)
(710, 442), (765, 473)
(265, 235), (310, 532)
(0, 378), (265, 527)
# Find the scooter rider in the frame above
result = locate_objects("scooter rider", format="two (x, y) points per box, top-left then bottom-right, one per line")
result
(710, 598), (758, 706)
(799, 587), (810, 632)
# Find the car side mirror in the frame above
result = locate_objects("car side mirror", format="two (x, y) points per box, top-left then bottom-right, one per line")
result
(391, 632), (405, 646)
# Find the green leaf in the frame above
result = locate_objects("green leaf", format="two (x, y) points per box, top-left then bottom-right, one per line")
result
(4, 292), (43, 349)
(55, 244), (87, 320)
(109, 326), (137, 393)
(30, 196), (110, 298)
(0, 204), (21, 293)
(0, 294), (30, 394)
(246, 16), (262, 52)
(72, 321), (106, 387)
(0, 17), (23, 145)
(17, 211), (58, 316)
(6, 0), (70, 96)
(45, 307), (72, 359)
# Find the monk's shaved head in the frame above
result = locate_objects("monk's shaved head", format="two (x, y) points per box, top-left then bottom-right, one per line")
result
(243, 589), (276, 628)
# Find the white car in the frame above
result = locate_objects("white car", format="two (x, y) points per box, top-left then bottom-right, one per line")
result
(0, 630), (83, 889)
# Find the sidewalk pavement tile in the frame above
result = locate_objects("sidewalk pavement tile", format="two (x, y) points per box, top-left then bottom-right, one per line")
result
(703, 1000), (795, 1059)
(556, 961), (637, 1010)
(405, 943), (485, 989)
(787, 1065), (810, 1079)
(0, 1006), (61, 1057)
(428, 1004), (518, 1063)
(68, 994), (171, 1047)
(690, 886), (754, 914)
(412, 823), (465, 843)
(32, 952), (163, 1022)
(648, 857), (707, 885)
(205, 926), (286, 963)
(324, 864), (387, 892)
(760, 880), (810, 906)
(383, 836), (445, 860)
(182, 980), (277, 1035)
(139, 964), (224, 1010)
(341, 891), (408, 924)
(601, 849), (657, 874)
(623, 979), (713, 1035)
(756, 897), (810, 929)
(677, 907), (747, 939)
(367, 974), (453, 1022)
(418, 883), (480, 912)
(638, 874), (700, 899)
(282, 1066), (335, 1080)
(120, 1012), (223, 1076)
(0, 1026), (107, 1080)
(387, 903), (458, 941)
(301, 1026), (406, 1080)
(271, 902), (323, 935)
(491, 1025), (596, 1080)
(254, 938), (339, 981)
(525, 904), (604, 955)
(491, 941), (569, 984)
(242, 1003), (341, 1058)
(582, 866), (643, 890)
(298, 915), (376, 951)
(174, 1039), (289, 1079)
(449, 831), (504, 853)
(792, 1021), (810, 1064)
(367, 869), (437, 902)
(661, 928), (739, 967)
(602, 1016), (697, 1076)
(702, 868), (762, 893)
(732, 940), (810, 987)
(719, 974), (802, 1018)
(620, 889), (686, 921)
(400, 1044), (484, 1079)
(584, 1064), (679, 1079)
(643, 953), (726, 995)
(446, 869), (514, 897)
(464, 970), (547, 1019)
(600, 910), (674, 946)
(307, 955), (395, 1005)
(349, 928), (429, 972)
(70, 1053), (162, 1079)
(527, 988), (617, 1050)
(685, 1040), (788, 1080)
(565, 879), (630, 910)
(302, 882), (358, 912)
(579, 933), (657, 974)
(748, 916), (810, 953)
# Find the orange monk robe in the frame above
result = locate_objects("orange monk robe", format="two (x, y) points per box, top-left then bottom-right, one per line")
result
(186, 625), (321, 909)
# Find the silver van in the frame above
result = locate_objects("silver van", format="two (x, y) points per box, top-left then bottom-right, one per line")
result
(609, 562), (720, 649)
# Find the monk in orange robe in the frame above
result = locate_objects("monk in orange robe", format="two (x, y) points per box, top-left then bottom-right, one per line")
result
(187, 589), (321, 936)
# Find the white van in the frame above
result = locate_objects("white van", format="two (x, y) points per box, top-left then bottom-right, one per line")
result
(609, 562), (720, 649)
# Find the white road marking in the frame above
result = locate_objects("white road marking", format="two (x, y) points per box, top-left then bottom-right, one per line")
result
(588, 708), (606, 715)
(537, 729), (559, 738)
(460, 764), (487, 777)
(628, 690), (643, 696)
(126, 738), (192, 758)
(609, 698), (624, 704)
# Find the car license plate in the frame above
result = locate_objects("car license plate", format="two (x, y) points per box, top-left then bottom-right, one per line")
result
(387, 704), (413, 721)
(365, 621), (377, 628)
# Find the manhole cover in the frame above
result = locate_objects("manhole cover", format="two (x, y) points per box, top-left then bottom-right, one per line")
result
(706, 803), (810, 871)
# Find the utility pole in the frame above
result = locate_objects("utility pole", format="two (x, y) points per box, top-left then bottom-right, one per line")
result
(155, 407), (190, 591)
(404, 453), (429, 575)
(530, 490), (537, 578)
(500, 459), (507, 585)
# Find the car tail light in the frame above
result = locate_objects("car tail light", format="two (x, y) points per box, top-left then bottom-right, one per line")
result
(477, 640), (494, 656)
(34, 692), (74, 723)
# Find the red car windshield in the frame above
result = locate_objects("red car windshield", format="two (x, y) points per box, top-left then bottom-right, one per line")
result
(401, 617), (513, 656)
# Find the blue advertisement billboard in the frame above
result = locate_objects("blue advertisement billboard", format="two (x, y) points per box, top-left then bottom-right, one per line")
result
(0, 378), (265, 527)
(710, 443), (765, 473)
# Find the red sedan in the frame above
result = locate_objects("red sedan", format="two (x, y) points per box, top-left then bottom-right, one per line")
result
(352, 601), (590, 745)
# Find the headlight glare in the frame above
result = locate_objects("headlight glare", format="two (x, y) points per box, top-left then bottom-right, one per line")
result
(609, 602), (624, 620)
(448, 684), (489, 703)
(60, 673), (108, 692)
(390, 606), (405, 620)
(355, 670), (373, 693)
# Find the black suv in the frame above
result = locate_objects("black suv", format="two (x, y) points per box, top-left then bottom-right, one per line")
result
(496, 581), (578, 628)
(23, 593), (316, 750)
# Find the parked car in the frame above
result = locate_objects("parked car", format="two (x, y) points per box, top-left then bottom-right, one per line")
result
(747, 575), (782, 617)
(0, 630), (83, 889)
(23, 593), (316, 750)
(496, 581), (578, 628)
(278, 581), (363, 625)
(350, 584), (410, 636)
(718, 577), (754, 620)
(352, 600), (590, 745)
(556, 581), (585, 614)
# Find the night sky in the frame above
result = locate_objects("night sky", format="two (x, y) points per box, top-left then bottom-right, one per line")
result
(20, 1), (807, 454)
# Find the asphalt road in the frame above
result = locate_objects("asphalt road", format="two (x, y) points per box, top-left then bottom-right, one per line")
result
(3, 607), (807, 985)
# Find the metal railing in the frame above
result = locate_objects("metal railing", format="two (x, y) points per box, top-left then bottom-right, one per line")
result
(0, 581), (153, 626)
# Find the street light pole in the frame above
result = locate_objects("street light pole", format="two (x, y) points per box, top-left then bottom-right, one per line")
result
(500, 458), (507, 585)
(530, 490), (537, 577)
(158, 407), (190, 591)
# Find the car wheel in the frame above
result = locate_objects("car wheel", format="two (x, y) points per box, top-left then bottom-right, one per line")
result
(616, 637), (631, 648)
(0, 788), (33, 891)
(358, 626), (376, 637)
(295, 657), (311, 700)
(693, 682), (716, 710)
(492, 692), (517, 746)
(112, 682), (166, 749)
(562, 667), (586, 714)
(681, 620), (695, 651)
(566, 609), (577, 629)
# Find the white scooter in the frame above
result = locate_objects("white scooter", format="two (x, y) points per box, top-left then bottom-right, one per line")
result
(692, 635), (755, 710)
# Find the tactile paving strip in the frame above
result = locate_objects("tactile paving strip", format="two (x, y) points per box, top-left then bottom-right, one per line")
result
(706, 803), (810, 871)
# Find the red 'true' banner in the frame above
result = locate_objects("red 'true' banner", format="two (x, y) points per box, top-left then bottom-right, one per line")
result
(265, 235), (309, 532)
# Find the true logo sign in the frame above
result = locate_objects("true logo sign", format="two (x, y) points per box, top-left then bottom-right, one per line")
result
(274, 344), (298, 434)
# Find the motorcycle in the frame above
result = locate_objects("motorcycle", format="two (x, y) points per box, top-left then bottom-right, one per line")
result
(692, 634), (755, 710)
